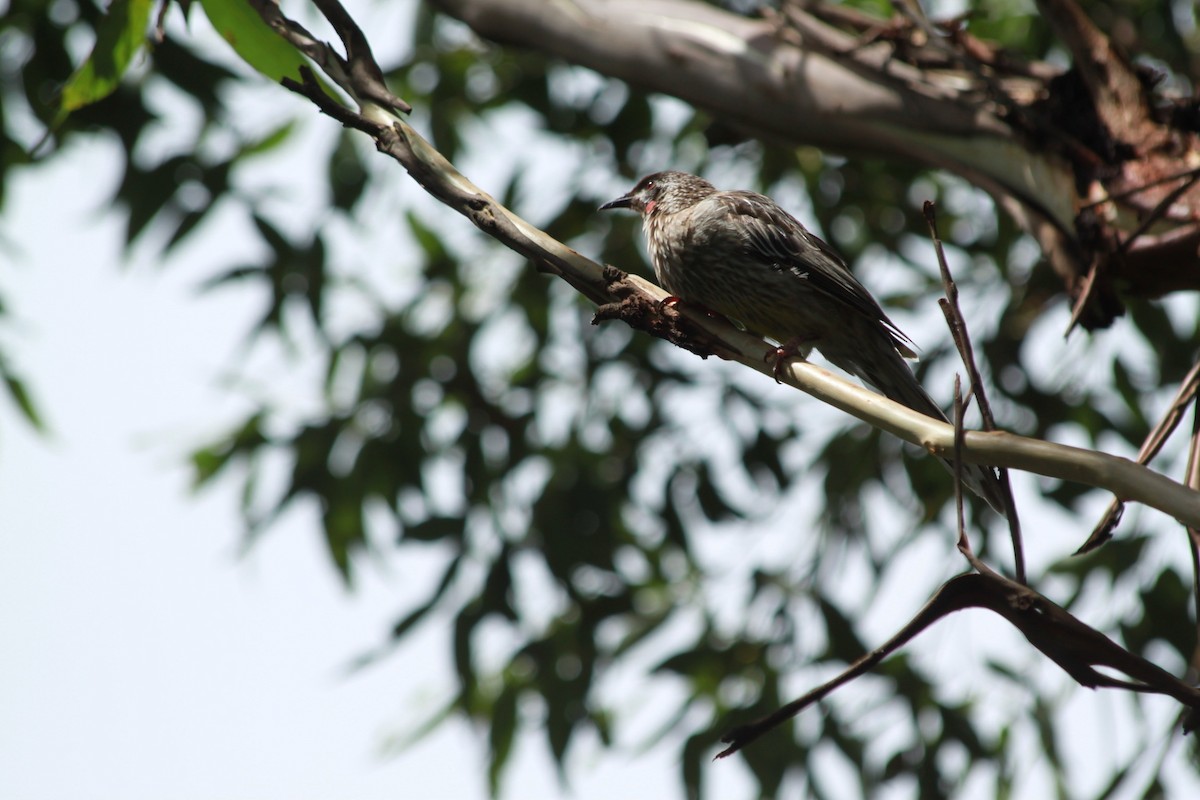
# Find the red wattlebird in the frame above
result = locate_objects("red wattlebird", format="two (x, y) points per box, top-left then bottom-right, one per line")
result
(601, 170), (1005, 515)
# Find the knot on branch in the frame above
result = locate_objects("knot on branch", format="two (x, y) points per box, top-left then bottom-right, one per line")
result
(592, 266), (715, 359)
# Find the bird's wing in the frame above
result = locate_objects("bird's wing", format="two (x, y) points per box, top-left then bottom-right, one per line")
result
(716, 190), (917, 357)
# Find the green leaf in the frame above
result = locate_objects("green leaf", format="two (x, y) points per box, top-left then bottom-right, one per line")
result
(2, 372), (45, 432)
(330, 132), (369, 212)
(236, 120), (298, 160)
(406, 211), (448, 262)
(390, 558), (462, 640)
(404, 516), (465, 543)
(191, 412), (265, 488)
(487, 685), (518, 796)
(56, 0), (155, 122)
(199, 0), (310, 84)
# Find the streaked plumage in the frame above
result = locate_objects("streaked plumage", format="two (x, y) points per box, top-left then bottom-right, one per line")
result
(601, 170), (1005, 515)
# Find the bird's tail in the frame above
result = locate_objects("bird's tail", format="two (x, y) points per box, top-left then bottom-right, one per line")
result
(822, 333), (1008, 517)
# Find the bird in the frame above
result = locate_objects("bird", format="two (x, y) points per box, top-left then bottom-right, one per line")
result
(600, 170), (1006, 515)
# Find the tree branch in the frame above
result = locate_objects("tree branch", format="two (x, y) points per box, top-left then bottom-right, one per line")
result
(716, 571), (1200, 757)
(245, 0), (1200, 531)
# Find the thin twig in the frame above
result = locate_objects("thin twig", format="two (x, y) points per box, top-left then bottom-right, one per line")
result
(310, 0), (412, 113)
(1078, 356), (1200, 553)
(1185, 396), (1200, 679)
(925, 202), (1025, 582)
(954, 376), (967, 541)
(953, 378), (1001, 577)
(1117, 171), (1200, 255)
(1065, 256), (1101, 336)
(1079, 165), (1200, 211)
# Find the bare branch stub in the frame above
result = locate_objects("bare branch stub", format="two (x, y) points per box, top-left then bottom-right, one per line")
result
(250, 0), (412, 114)
(592, 267), (718, 359)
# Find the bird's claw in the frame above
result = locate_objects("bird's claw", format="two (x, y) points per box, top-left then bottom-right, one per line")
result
(766, 336), (813, 383)
(767, 348), (790, 384)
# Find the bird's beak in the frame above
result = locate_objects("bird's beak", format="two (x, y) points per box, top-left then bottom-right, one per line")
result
(599, 193), (634, 211)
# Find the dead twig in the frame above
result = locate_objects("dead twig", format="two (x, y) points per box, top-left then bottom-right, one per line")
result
(924, 201), (1024, 581)
(1184, 398), (1200, 679)
(952, 377), (997, 576)
(1079, 166), (1200, 212)
(1079, 357), (1200, 553)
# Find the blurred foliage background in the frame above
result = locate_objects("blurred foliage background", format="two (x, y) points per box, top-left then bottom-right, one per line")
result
(5, 0), (1200, 796)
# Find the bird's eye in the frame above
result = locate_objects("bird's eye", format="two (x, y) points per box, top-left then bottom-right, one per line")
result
(644, 180), (655, 191)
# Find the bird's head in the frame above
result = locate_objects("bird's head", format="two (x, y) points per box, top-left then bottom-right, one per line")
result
(599, 171), (715, 217)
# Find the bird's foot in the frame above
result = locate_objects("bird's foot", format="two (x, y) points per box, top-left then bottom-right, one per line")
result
(767, 336), (815, 383)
